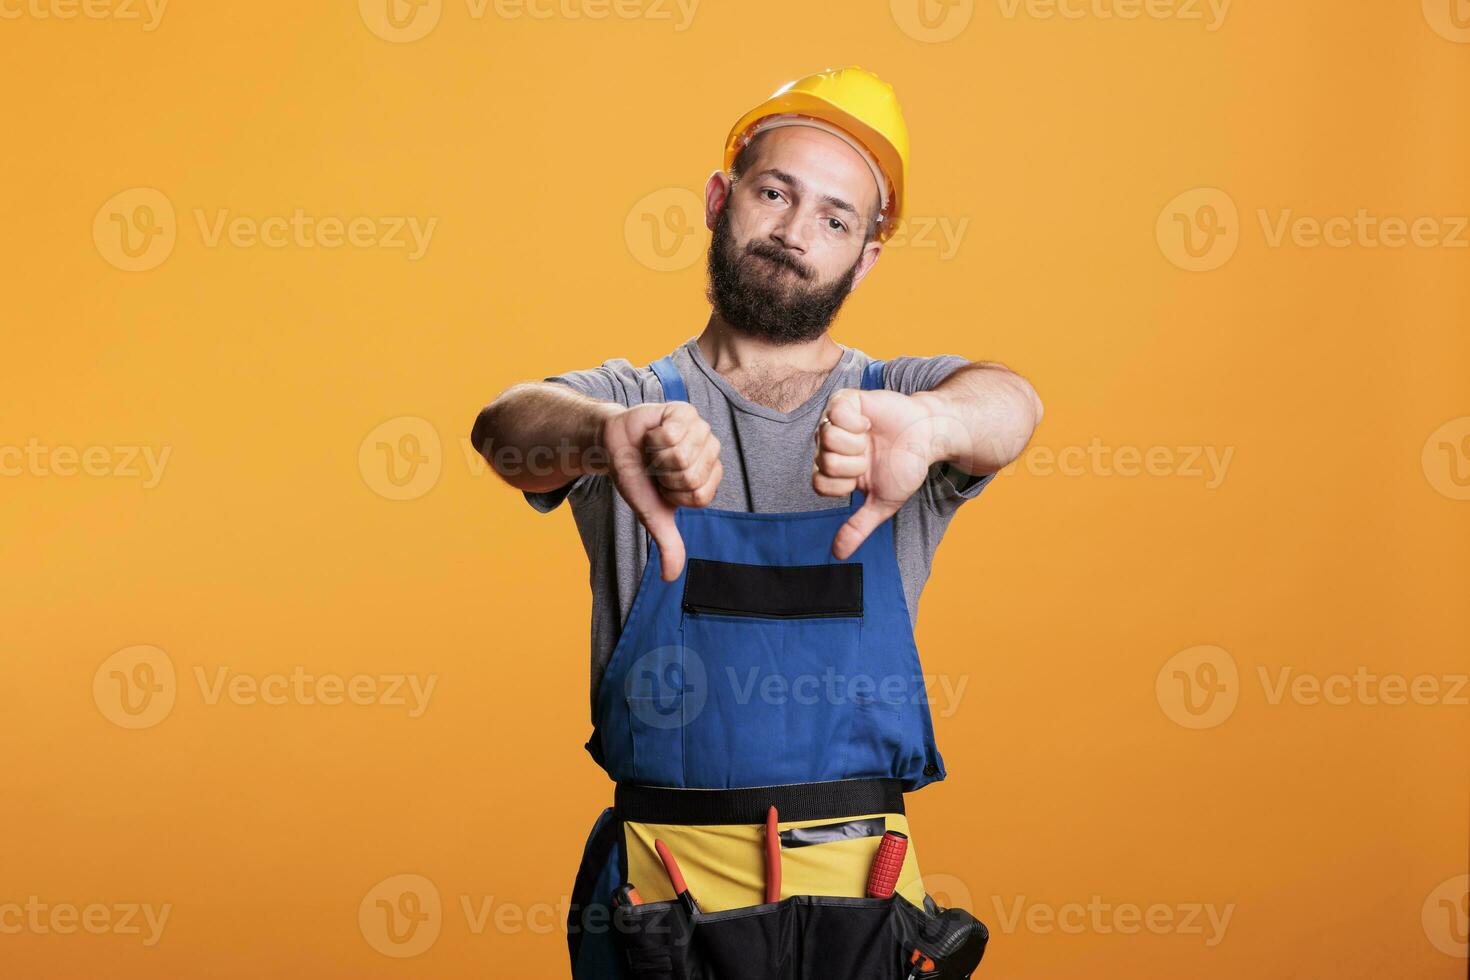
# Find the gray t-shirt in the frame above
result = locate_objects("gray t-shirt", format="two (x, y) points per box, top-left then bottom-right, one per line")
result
(525, 337), (996, 717)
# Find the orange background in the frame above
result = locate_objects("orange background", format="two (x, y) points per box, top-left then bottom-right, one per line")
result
(2, 0), (1468, 977)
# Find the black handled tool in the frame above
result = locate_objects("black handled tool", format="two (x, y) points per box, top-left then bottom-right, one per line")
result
(905, 903), (989, 979)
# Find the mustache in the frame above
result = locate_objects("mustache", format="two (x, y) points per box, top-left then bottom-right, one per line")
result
(744, 241), (811, 280)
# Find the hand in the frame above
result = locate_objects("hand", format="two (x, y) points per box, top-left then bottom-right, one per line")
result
(602, 402), (722, 581)
(813, 388), (951, 559)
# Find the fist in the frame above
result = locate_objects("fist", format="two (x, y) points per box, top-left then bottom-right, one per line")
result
(602, 402), (722, 581)
(813, 387), (946, 559)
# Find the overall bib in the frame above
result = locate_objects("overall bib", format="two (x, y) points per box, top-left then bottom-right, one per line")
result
(566, 355), (976, 980)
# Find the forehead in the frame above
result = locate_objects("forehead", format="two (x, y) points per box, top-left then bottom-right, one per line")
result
(742, 126), (880, 218)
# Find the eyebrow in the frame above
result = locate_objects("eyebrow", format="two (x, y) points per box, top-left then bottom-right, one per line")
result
(752, 168), (861, 219)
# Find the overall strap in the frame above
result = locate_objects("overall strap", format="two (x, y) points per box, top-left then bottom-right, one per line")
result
(861, 357), (886, 392)
(649, 355), (687, 403)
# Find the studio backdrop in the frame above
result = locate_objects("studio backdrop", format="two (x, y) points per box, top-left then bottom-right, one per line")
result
(2, 1), (1467, 978)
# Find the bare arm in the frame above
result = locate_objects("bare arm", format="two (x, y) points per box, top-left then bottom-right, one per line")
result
(471, 380), (723, 580)
(471, 382), (621, 493)
(910, 361), (1044, 476)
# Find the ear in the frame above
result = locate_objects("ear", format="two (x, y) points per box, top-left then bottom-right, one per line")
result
(704, 170), (732, 231)
(848, 238), (885, 291)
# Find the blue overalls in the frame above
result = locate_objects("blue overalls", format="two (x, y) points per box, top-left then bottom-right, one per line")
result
(566, 354), (948, 979)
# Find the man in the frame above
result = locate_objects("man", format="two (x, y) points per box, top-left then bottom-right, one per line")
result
(474, 66), (1041, 979)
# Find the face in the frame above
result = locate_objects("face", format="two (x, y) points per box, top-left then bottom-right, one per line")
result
(705, 126), (884, 344)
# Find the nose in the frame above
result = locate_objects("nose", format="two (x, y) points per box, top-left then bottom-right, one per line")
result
(770, 209), (811, 255)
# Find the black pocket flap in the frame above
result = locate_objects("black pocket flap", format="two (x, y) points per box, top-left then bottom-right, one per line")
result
(682, 559), (863, 620)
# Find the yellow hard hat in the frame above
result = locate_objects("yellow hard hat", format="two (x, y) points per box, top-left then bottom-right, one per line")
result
(723, 66), (909, 242)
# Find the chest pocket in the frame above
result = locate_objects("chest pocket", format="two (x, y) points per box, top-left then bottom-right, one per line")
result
(676, 558), (868, 788)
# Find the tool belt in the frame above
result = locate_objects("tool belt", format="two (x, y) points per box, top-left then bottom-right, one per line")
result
(614, 778), (906, 824)
(610, 780), (989, 980)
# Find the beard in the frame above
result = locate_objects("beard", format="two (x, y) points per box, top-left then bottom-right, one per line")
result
(704, 205), (861, 345)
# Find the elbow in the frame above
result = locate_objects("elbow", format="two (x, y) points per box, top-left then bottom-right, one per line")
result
(1009, 378), (1043, 464)
(982, 364), (1044, 438)
(470, 401), (501, 467)
(1019, 377), (1044, 429)
(469, 384), (530, 479)
(989, 371), (1043, 470)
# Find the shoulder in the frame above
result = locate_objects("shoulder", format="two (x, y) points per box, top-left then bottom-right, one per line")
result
(844, 349), (971, 394)
(543, 355), (669, 407)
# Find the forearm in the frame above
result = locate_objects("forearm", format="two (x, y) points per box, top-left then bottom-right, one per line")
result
(912, 362), (1043, 475)
(471, 382), (622, 492)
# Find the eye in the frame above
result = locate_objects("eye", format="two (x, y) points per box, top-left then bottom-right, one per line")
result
(759, 187), (786, 204)
(826, 216), (849, 234)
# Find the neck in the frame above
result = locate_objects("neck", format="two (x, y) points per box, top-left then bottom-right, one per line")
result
(696, 312), (844, 375)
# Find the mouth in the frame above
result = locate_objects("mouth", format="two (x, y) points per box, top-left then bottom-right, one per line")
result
(752, 253), (803, 277)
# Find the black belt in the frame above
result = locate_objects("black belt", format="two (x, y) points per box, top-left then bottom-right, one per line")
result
(614, 778), (904, 825)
